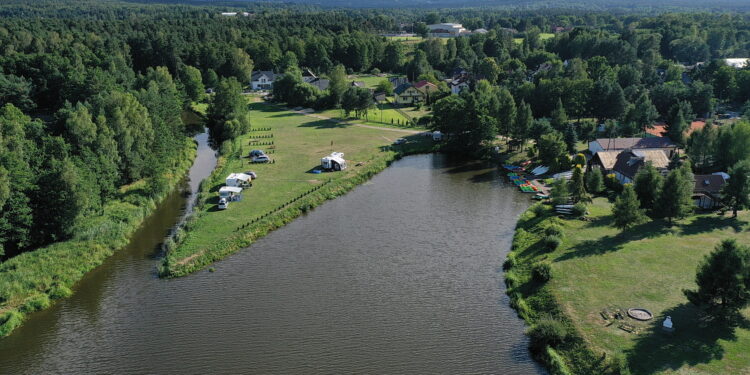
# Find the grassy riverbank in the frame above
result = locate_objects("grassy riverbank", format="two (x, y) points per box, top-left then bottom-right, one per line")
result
(507, 198), (750, 374)
(0, 138), (197, 338)
(161, 101), (437, 277)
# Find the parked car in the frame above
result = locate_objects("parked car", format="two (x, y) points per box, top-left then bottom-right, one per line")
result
(252, 155), (270, 163)
(249, 149), (265, 157)
(246, 171), (258, 179)
(393, 138), (407, 145)
(218, 197), (229, 209)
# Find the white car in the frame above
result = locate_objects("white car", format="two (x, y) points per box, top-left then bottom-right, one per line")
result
(218, 198), (229, 209)
(252, 155), (270, 163)
(393, 138), (407, 145)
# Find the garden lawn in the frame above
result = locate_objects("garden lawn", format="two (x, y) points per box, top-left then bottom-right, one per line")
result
(168, 101), (431, 265)
(316, 103), (424, 129)
(527, 198), (750, 374)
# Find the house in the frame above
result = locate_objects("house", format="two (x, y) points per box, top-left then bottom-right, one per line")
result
(307, 78), (330, 91)
(473, 28), (489, 34)
(611, 149), (670, 184)
(394, 81), (438, 105)
(389, 76), (409, 88)
(590, 150), (620, 174)
(693, 174), (726, 209)
(301, 68), (318, 83)
(588, 137), (678, 155)
(645, 121), (709, 138)
(251, 71), (275, 90)
(394, 83), (420, 105)
(724, 58), (749, 69)
(427, 23), (470, 38)
(448, 77), (470, 95)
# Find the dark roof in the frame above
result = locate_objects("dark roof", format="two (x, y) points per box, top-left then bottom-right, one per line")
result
(307, 78), (330, 91)
(389, 77), (409, 87)
(394, 83), (413, 95)
(251, 71), (275, 81)
(694, 174), (726, 194)
(351, 81), (366, 87)
(594, 137), (676, 151)
(373, 92), (387, 102)
(612, 150), (669, 180)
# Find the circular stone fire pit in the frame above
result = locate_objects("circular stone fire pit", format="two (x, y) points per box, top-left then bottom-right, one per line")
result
(627, 308), (654, 321)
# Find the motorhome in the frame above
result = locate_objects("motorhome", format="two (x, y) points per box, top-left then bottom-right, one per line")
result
(321, 152), (346, 171)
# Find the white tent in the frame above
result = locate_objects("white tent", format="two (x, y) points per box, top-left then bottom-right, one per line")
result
(219, 186), (243, 201)
(553, 171), (573, 180)
(226, 173), (252, 187)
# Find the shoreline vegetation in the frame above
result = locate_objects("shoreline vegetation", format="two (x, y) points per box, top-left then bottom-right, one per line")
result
(161, 100), (438, 277)
(0, 138), (198, 338)
(506, 198), (750, 375)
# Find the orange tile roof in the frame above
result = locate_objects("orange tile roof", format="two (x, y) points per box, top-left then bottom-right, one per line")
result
(646, 120), (708, 138)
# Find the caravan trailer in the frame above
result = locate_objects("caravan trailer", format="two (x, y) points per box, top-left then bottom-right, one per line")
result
(321, 152), (347, 171)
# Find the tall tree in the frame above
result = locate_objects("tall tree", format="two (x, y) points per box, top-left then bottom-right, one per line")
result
(684, 239), (750, 321)
(180, 65), (205, 102)
(207, 77), (250, 143)
(658, 164), (695, 225)
(612, 184), (645, 229)
(569, 166), (588, 203)
(586, 168), (605, 195)
(721, 160), (750, 218)
(550, 98), (568, 132)
(513, 100), (533, 149)
(633, 162), (664, 211)
(328, 64), (348, 107)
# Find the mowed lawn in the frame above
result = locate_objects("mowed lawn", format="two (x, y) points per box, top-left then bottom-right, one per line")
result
(170, 101), (423, 261)
(546, 198), (750, 374)
(316, 102), (423, 129)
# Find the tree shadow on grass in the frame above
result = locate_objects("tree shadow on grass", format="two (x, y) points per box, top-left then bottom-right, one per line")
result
(270, 112), (300, 118)
(626, 303), (744, 375)
(297, 119), (350, 129)
(249, 103), (282, 112)
(680, 215), (747, 236)
(555, 220), (672, 261)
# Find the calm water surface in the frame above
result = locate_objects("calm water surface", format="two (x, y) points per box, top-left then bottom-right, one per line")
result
(0, 153), (543, 375)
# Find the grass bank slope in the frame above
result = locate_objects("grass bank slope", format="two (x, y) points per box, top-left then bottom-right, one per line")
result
(509, 198), (750, 375)
(162, 101), (436, 277)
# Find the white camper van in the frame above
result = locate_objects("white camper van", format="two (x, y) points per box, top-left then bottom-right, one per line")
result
(432, 131), (443, 141)
(321, 152), (347, 171)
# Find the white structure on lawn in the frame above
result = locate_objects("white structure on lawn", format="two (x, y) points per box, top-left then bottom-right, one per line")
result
(427, 23), (470, 37)
(251, 71), (275, 90)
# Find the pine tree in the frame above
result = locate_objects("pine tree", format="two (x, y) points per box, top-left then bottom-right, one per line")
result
(569, 166), (588, 203)
(657, 164), (694, 225)
(586, 168), (605, 195)
(633, 162), (664, 211)
(564, 123), (578, 154)
(551, 178), (570, 205)
(684, 239), (750, 320)
(612, 184), (645, 229)
(551, 98), (568, 132)
(721, 160), (750, 217)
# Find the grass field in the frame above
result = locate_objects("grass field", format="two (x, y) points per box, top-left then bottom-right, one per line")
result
(349, 74), (396, 89)
(317, 101), (424, 129)
(385, 35), (423, 44)
(514, 32), (556, 44)
(513, 198), (750, 374)
(165, 101), (434, 273)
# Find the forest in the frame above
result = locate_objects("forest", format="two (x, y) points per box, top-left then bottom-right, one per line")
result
(3, 0), (750, 258)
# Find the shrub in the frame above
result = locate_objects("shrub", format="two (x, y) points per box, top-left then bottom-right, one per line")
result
(607, 353), (632, 375)
(572, 202), (587, 217)
(532, 262), (553, 282)
(0, 310), (24, 337)
(546, 346), (573, 375)
(527, 315), (570, 352)
(162, 237), (176, 253)
(531, 204), (548, 217)
(48, 285), (73, 300)
(544, 235), (562, 251)
(503, 252), (517, 270)
(509, 292), (533, 320)
(544, 224), (564, 237)
(21, 294), (51, 312)
(505, 270), (520, 289)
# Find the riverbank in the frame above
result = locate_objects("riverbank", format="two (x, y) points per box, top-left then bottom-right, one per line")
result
(506, 198), (750, 374)
(0, 137), (198, 338)
(161, 102), (438, 277)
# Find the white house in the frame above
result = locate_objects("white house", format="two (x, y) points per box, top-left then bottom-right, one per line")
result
(427, 23), (470, 38)
(251, 71), (275, 90)
(448, 78), (470, 95)
(724, 58), (749, 69)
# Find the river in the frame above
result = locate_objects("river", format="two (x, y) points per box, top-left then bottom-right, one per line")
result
(0, 150), (543, 374)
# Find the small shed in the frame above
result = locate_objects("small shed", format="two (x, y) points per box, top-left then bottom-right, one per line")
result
(693, 174), (726, 209)
(219, 186), (243, 201)
(226, 173), (252, 188)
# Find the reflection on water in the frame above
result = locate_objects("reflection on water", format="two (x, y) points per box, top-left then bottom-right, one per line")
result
(0, 153), (543, 375)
